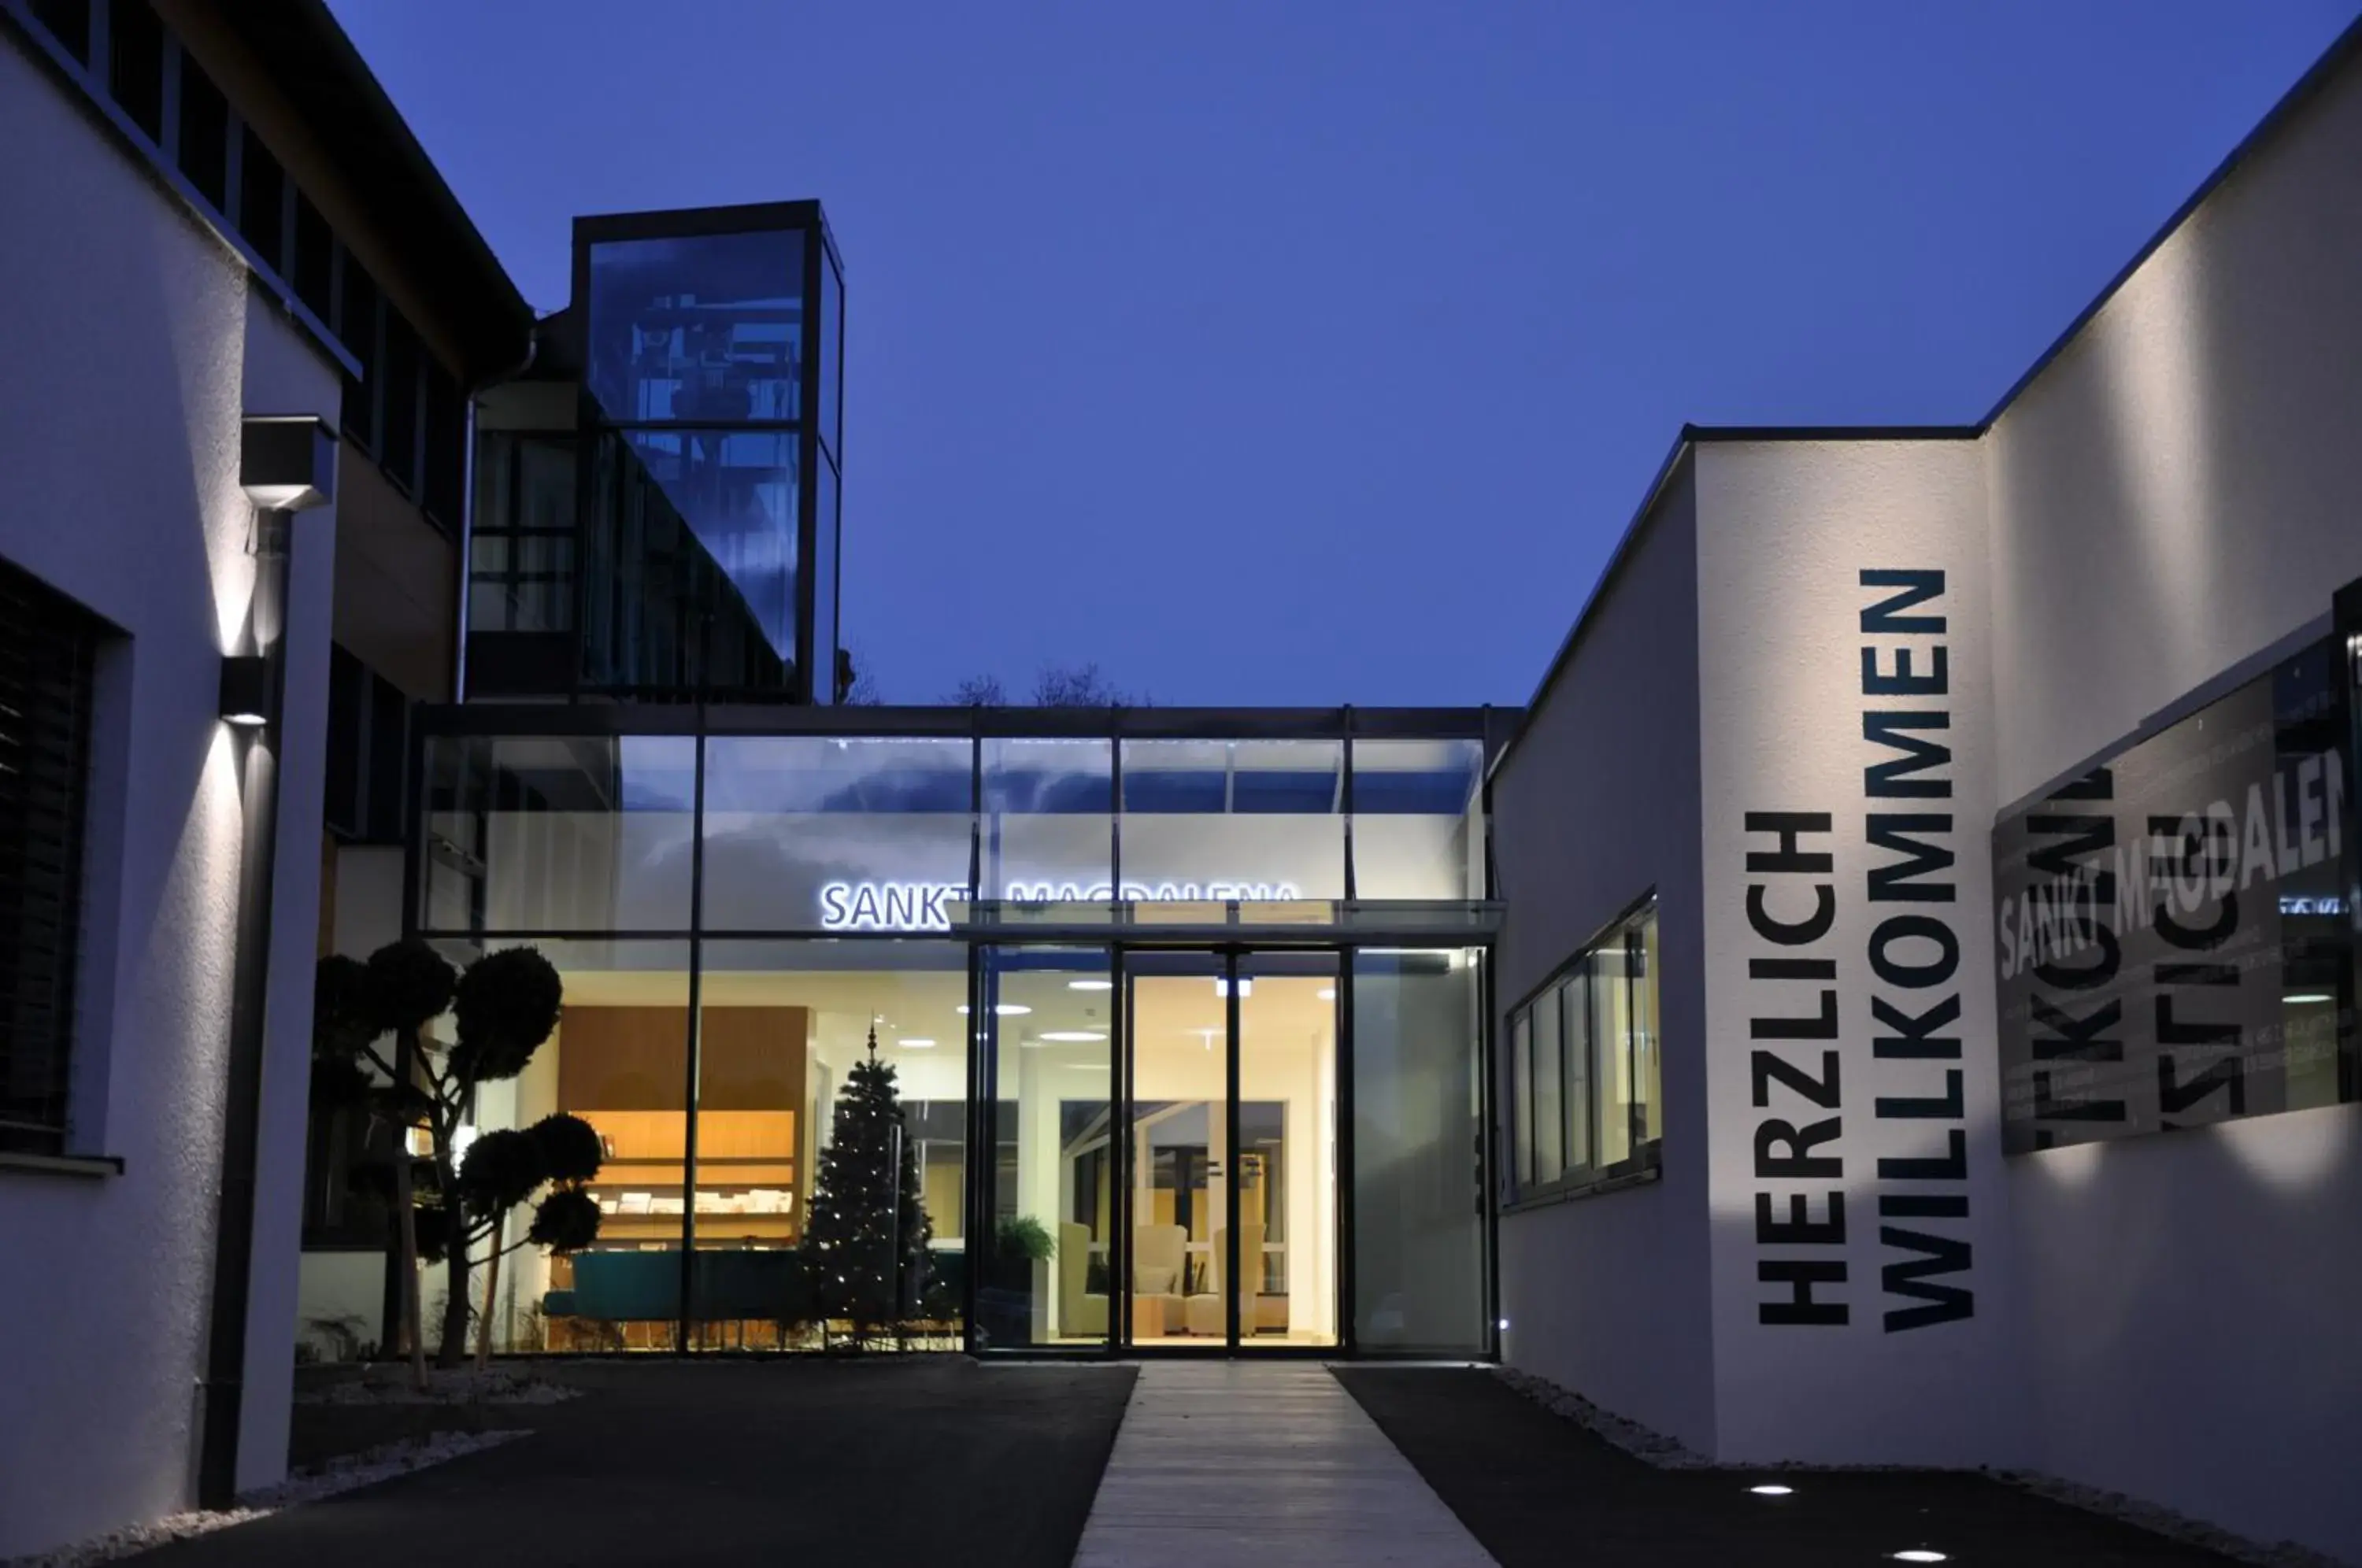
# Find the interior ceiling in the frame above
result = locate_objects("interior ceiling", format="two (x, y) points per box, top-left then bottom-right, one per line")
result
(554, 966), (1337, 1062)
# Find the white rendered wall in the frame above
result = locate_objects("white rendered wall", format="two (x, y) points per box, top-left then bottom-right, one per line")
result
(1490, 463), (1717, 1452)
(1690, 438), (2024, 1467)
(0, 38), (339, 1555)
(1982, 54), (2362, 1565)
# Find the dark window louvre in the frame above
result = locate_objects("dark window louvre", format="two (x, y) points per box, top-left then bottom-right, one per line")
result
(0, 558), (102, 1156)
(107, 0), (165, 141)
(175, 51), (228, 208)
(238, 126), (285, 270)
(29, 0), (91, 65)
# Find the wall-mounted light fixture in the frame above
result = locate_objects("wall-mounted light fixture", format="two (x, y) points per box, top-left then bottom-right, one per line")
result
(217, 654), (271, 727)
(239, 416), (336, 511)
(200, 413), (335, 1511)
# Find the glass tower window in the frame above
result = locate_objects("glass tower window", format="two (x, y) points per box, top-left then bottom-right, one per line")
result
(588, 231), (803, 426)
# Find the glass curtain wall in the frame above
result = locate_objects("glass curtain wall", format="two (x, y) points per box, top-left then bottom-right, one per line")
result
(1351, 949), (1488, 1355)
(975, 946), (1115, 1350)
(411, 719), (1498, 1353)
(580, 224), (811, 699)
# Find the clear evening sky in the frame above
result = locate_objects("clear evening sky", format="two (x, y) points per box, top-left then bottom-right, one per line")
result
(329, 1), (2356, 708)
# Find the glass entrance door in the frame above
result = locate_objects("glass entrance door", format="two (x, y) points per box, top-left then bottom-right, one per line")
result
(1123, 950), (1338, 1348)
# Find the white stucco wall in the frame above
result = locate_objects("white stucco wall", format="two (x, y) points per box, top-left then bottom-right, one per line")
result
(1691, 438), (2026, 1467)
(0, 36), (339, 1557)
(1982, 48), (2362, 1566)
(1490, 461), (1718, 1452)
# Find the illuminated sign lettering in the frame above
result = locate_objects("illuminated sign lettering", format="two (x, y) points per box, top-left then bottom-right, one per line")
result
(818, 878), (1304, 931)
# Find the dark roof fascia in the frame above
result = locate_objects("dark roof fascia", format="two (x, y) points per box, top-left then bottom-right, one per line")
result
(573, 199), (830, 249)
(229, 0), (533, 383)
(416, 702), (1512, 745)
(1978, 6), (2362, 427)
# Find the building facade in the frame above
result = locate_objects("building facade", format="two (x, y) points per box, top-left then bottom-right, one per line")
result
(0, 0), (524, 1555)
(6, 0), (2360, 1562)
(1491, 26), (2362, 1562)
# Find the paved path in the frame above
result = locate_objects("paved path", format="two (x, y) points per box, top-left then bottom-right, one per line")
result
(1073, 1363), (1498, 1567)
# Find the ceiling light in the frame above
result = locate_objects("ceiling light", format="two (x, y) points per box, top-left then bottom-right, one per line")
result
(1040, 1030), (1107, 1043)
(1749, 1485), (1793, 1497)
(899, 1037), (937, 1048)
(1068, 979), (1113, 991)
(1317, 987), (1336, 1001)
(1890, 1553), (1948, 1564)
(2284, 993), (2334, 1004)
(1213, 978), (1253, 998)
(955, 1004), (1033, 1016)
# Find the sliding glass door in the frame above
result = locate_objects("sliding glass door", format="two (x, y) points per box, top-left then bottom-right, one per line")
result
(1122, 950), (1338, 1349)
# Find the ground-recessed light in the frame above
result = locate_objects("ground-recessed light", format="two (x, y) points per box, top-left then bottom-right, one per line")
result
(2284, 993), (2333, 1004)
(1749, 1484), (1793, 1496)
(899, 1037), (937, 1048)
(1890, 1552), (1948, 1564)
(1040, 1030), (1107, 1043)
(1068, 979), (1113, 991)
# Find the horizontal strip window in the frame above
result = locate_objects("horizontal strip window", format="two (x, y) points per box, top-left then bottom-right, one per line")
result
(9, 0), (464, 533)
(1507, 897), (1662, 1203)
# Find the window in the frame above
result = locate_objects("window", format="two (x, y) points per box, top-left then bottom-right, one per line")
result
(422, 364), (465, 529)
(174, 51), (228, 208)
(291, 192), (333, 324)
(471, 431), (578, 634)
(0, 559), (104, 1156)
(1507, 899), (1661, 1199)
(379, 311), (422, 493)
(1993, 635), (2356, 1152)
(29, 0), (91, 65)
(107, 0), (165, 141)
(338, 258), (381, 453)
(238, 125), (286, 270)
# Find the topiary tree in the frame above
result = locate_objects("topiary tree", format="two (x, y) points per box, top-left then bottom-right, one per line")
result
(454, 1112), (603, 1369)
(310, 940), (570, 1378)
(802, 1026), (934, 1350)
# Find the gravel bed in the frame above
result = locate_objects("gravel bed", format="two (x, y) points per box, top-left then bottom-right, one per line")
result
(2, 1430), (526, 1568)
(297, 1365), (581, 1406)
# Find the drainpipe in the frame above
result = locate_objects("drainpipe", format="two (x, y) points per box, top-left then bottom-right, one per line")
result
(198, 417), (335, 1510)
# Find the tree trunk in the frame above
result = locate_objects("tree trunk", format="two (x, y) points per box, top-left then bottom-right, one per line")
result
(475, 1227), (503, 1372)
(392, 1030), (427, 1391)
(438, 1162), (471, 1369)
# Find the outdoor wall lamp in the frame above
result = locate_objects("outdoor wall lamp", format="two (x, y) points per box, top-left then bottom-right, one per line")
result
(217, 654), (270, 727)
(238, 415), (336, 511)
(200, 414), (335, 1512)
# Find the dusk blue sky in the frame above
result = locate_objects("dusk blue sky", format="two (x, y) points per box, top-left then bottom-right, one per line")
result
(331, 1), (2358, 708)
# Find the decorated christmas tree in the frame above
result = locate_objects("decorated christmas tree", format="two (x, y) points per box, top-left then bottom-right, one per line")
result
(803, 1025), (935, 1348)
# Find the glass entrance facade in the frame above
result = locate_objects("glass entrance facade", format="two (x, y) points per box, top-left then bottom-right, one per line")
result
(405, 707), (1505, 1357)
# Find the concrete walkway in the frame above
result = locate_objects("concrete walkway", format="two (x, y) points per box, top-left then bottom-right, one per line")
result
(1073, 1363), (1498, 1567)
